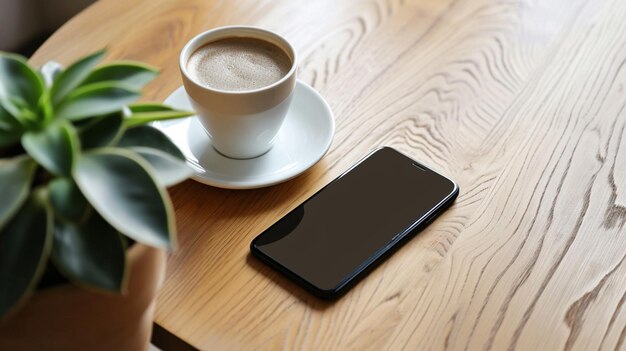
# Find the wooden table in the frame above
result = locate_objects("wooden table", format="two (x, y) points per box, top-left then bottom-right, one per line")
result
(31, 0), (626, 349)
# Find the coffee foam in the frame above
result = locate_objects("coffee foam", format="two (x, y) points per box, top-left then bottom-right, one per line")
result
(187, 37), (291, 92)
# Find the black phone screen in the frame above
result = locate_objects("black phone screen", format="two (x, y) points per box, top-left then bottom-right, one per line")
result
(251, 147), (458, 295)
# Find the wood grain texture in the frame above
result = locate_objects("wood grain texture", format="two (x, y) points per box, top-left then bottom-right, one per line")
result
(30, 0), (626, 349)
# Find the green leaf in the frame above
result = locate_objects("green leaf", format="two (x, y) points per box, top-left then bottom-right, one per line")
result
(21, 121), (80, 176)
(0, 189), (53, 319)
(52, 210), (126, 292)
(0, 104), (23, 146)
(81, 62), (158, 90)
(132, 147), (192, 186)
(55, 83), (140, 120)
(51, 50), (105, 105)
(128, 103), (176, 113)
(37, 90), (53, 123)
(0, 52), (45, 109)
(124, 103), (193, 127)
(0, 97), (29, 148)
(0, 100), (23, 132)
(78, 112), (124, 149)
(48, 177), (89, 223)
(117, 125), (185, 160)
(125, 110), (193, 127)
(0, 156), (36, 230)
(74, 148), (175, 248)
(0, 96), (38, 128)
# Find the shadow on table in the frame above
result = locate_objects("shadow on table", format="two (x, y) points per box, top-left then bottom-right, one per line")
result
(168, 161), (331, 249)
(245, 252), (333, 311)
(168, 162), (335, 311)
(170, 159), (328, 214)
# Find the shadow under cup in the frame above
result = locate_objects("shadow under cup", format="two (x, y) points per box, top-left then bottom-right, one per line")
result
(179, 26), (298, 159)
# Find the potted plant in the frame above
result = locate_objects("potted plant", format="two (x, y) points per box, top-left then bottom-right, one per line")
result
(0, 50), (193, 350)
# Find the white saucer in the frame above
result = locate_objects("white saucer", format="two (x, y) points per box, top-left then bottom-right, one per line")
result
(154, 81), (334, 189)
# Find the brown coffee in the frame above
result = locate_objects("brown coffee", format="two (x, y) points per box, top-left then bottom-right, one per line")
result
(187, 37), (291, 91)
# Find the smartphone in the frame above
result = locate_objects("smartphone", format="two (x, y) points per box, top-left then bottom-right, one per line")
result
(250, 147), (459, 299)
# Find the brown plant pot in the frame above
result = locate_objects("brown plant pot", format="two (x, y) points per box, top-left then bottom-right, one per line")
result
(0, 244), (166, 351)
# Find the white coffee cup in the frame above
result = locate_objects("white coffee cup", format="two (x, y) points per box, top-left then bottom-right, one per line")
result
(179, 26), (297, 159)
